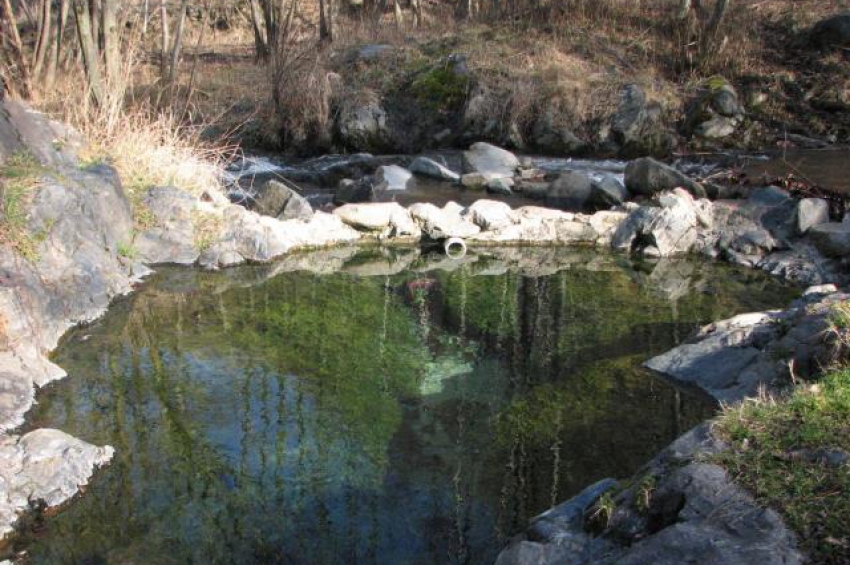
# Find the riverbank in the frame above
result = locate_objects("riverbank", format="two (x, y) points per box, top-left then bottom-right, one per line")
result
(1, 98), (848, 563)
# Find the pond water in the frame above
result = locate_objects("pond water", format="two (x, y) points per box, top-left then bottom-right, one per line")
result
(18, 248), (797, 565)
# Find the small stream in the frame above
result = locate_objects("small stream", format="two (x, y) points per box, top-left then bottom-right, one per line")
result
(16, 248), (798, 565)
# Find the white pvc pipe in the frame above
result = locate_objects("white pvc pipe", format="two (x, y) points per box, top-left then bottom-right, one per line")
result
(444, 237), (467, 259)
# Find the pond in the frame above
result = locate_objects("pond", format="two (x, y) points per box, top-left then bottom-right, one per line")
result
(17, 247), (798, 565)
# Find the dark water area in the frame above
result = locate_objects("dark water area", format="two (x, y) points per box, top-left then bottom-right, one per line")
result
(743, 148), (850, 197)
(19, 248), (798, 565)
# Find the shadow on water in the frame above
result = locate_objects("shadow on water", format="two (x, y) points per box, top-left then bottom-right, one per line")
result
(16, 247), (798, 565)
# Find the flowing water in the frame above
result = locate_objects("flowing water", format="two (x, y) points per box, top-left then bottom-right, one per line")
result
(18, 248), (798, 565)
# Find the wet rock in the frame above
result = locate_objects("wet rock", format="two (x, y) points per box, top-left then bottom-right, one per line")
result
(546, 171), (593, 210)
(487, 177), (514, 195)
(625, 158), (706, 198)
(408, 202), (481, 239)
(460, 172), (488, 189)
(334, 177), (374, 205)
(808, 222), (850, 257)
(589, 175), (630, 209)
(0, 429), (114, 538)
(796, 198), (829, 234)
(410, 156), (460, 182)
(810, 13), (850, 49)
(251, 180), (313, 221)
(375, 164), (413, 191)
(461, 142), (520, 180)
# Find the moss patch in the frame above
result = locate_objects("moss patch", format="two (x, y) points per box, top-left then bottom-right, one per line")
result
(715, 365), (850, 564)
(409, 66), (469, 110)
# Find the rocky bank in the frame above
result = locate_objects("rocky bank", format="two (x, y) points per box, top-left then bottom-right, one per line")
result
(1, 99), (849, 562)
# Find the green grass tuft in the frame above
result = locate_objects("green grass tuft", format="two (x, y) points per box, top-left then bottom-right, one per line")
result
(0, 152), (48, 262)
(715, 367), (850, 564)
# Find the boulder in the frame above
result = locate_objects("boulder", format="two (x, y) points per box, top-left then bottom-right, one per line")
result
(251, 180), (313, 221)
(337, 92), (393, 153)
(410, 156), (460, 182)
(462, 142), (520, 180)
(625, 158), (706, 198)
(808, 222), (850, 257)
(546, 171), (593, 210)
(463, 199), (517, 230)
(375, 165), (412, 191)
(683, 78), (745, 140)
(134, 186), (201, 265)
(589, 176), (630, 209)
(612, 189), (700, 256)
(408, 202), (481, 239)
(333, 202), (419, 239)
(796, 198), (829, 235)
(610, 84), (676, 158)
(810, 13), (850, 49)
(531, 108), (588, 155)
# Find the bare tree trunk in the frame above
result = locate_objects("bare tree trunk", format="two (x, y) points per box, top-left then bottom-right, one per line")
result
(411, 0), (422, 27)
(706, 0), (729, 39)
(159, 0), (169, 77)
(168, 0), (189, 85)
(319, 0), (330, 41)
(32, 0), (52, 78)
(1, 0), (32, 97)
(248, 0), (269, 60)
(676, 0), (692, 20)
(142, 0), (150, 36)
(101, 0), (119, 86)
(45, 0), (70, 87)
(393, 0), (402, 27)
(73, 0), (104, 104)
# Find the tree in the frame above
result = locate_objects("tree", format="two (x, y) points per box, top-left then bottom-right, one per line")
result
(73, 0), (105, 104)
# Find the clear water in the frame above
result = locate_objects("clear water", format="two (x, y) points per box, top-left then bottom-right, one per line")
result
(17, 247), (798, 565)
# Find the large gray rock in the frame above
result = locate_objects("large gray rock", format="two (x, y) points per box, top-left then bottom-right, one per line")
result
(134, 186), (202, 265)
(624, 158), (706, 198)
(0, 429), (114, 538)
(337, 93), (392, 153)
(463, 199), (517, 230)
(796, 198), (829, 234)
(375, 164), (413, 191)
(251, 180), (313, 221)
(409, 156), (460, 182)
(589, 176), (630, 209)
(531, 108), (588, 155)
(333, 202), (420, 240)
(546, 171), (593, 210)
(461, 142), (520, 180)
(810, 13), (850, 49)
(808, 222), (850, 257)
(612, 189), (702, 257)
(684, 78), (745, 140)
(0, 98), (82, 167)
(408, 202), (481, 239)
(610, 84), (676, 158)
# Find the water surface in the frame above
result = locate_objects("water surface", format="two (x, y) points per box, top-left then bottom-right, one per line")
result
(18, 247), (797, 565)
